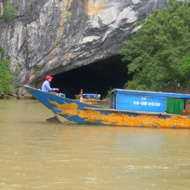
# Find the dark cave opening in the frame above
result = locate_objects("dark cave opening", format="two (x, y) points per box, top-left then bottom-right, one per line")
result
(51, 55), (131, 99)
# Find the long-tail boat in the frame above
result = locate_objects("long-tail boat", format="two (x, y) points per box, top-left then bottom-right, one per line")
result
(25, 85), (190, 129)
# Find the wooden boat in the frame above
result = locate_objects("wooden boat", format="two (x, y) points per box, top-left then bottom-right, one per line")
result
(81, 93), (101, 105)
(25, 85), (190, 129)
(75, 93), (101, 105)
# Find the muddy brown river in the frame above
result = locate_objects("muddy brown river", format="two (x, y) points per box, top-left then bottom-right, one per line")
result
(0, 100), (190, 190)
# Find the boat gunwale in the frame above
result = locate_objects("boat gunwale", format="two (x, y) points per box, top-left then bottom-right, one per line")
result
(24, 85), (103, 108)
(84, 107), (188, 117)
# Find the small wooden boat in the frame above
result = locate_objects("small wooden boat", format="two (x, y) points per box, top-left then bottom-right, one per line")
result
(25, 85), (190, 129)
(75, 93), (101, 105)
(81, 93), (101, 105)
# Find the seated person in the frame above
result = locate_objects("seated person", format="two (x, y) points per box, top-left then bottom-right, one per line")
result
(42, 76), (59, 93)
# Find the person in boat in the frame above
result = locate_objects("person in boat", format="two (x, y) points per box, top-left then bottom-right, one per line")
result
(42, 76), (59, 93)
(80, 89), (83, 102)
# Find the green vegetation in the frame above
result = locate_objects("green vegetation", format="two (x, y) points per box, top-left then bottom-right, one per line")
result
(0, 46), (4, 59)
(106, 88), (112, 98)
(0, 46), (15, 94)
(2, 0), (17, 22)
(119, 0), (190, 92)
(35, 65), (40, 74)
(15, 62), (21, 74)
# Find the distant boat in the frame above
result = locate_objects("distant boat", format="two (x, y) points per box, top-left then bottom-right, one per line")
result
(75, 93), (101, 105)
(25, 85), (190, 129)
(75, 93), (109, 104)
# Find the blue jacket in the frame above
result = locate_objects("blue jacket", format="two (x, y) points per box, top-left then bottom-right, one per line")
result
(42, 80), (56, 92)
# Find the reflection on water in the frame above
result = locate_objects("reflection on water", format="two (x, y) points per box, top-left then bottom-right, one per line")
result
(0, 100), (190, 190)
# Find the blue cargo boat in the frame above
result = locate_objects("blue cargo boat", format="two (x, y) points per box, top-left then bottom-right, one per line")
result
(25, 85), (190, 128)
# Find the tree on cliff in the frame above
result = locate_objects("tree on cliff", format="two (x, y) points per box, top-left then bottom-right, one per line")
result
(2, 0), (17, 22)
(119, 0), (190, 92)
(0, 46), (14, 94)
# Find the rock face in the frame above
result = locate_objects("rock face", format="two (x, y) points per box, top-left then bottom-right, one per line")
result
(0, 0), (183, 89)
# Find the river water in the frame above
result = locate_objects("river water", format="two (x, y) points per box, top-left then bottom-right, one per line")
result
(1, 100), (190, 190)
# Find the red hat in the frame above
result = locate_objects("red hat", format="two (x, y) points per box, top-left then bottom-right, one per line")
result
(46, 76), (53, 80)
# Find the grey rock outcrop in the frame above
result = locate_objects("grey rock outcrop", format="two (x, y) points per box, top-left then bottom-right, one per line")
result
(0, 0), (185, 89)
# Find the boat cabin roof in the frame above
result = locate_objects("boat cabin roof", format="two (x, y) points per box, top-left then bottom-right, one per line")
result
(83, 94), (101, 97)
(111, 89), (190, 98)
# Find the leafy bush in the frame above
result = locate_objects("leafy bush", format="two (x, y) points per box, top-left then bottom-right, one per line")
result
(3, 0), (17, 22)
(0, 46), (4, 58)
(0, 46), (15, 94)
(106, 88), (112, 98)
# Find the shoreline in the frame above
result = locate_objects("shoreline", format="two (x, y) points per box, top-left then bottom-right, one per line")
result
(0, 93), (35, 100)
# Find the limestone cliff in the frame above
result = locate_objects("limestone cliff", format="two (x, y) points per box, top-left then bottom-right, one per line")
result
(0, 0), (182, 89)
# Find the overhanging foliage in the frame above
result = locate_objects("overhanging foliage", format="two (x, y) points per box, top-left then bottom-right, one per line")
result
(0, 46), (14, 94)
(119, 0), (190, 92)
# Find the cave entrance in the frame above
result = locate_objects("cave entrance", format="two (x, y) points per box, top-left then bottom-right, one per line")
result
(51, 55), (131, 99)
